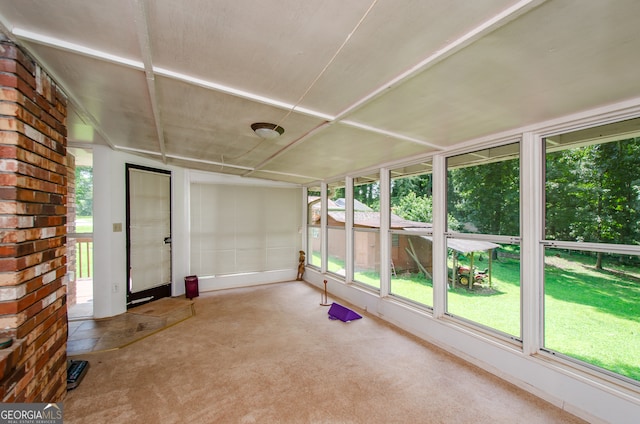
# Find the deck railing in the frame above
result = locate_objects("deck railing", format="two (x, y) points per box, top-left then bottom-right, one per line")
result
(74, 236), (93, 279)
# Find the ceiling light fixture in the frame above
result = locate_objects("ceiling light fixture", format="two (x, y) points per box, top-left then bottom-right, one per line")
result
(251, 122), (284, 139)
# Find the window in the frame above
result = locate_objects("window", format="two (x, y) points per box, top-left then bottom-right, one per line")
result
(74, 164), (93, 234)
(327, 182), (347, 277)
(446, 143), (521, 338)
(353, 173), (381, 290)
(307, 186), (322, 268)
(544, 117), (640, 383)
(389, 162), (434, 308)
(73, 162), (94, 280)
(68, 148), (93, 318)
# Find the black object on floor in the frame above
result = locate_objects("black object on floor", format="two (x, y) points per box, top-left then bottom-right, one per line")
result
(67, 359), (89, 390)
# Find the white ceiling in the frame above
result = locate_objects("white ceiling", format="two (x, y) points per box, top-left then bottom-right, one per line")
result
(1, 0), (639, 184)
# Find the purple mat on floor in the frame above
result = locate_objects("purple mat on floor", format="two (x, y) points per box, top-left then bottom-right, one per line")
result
(328, 302), (362, 322)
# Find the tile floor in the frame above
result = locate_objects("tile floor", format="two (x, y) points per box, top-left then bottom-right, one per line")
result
(67, 280), (194, 356)
(68, 278), (93, 320)
(67, 312), (184, 356)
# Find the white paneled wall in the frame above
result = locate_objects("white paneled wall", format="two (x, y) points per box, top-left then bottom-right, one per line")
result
(190, 182), (302, 278)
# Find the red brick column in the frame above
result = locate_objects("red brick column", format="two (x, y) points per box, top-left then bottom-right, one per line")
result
(0, 41), (68, 402)
(66, 154), (77, 306)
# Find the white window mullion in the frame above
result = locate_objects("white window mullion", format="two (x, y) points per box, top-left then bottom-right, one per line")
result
(520, 132), (543, 355)
(301, 186), (308, 266)
(321, 182), (328, 274)
(432, 155), (447, 318)
(345, 176), (354, 282)
(380, 168), (390, 297)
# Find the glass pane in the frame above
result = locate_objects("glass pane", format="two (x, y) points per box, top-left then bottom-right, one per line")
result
(307, 227), (321, 268)
(326, 181), (346, 276)
(354, 173), (380, 212)
(545, 132), (640, 244)
(327, 181), (346, 224)
(307, 186), (322, 268)
(544, 248), (640, 382)
(75, 165), (93, 233)
(446, 145), (521, 337)
(446, 240), (521, 338)
(307, 186), (321, 225)
(390, 170), (433, 227)
(353, 173), (380, 289)
(447, 143), (520, 235)
(354, 229), (380, 290)
(389, 164), (434, 306)
(390, 233), (433, 307)
(327, 227), (346, 276)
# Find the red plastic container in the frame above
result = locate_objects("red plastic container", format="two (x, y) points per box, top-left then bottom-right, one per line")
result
(184, 275), (199, 299)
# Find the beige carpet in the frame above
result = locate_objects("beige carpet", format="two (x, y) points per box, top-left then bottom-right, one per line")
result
(63, 282), (585, 424)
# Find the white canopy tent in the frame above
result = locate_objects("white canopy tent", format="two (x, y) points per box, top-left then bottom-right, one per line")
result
(405, 230), (502, 289)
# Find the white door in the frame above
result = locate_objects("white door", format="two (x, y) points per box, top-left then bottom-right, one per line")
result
(126, 165), (172, 307)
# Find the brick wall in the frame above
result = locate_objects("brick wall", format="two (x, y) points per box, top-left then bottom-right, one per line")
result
(0, 40), (68, 402)
(66, 154), (76, 306)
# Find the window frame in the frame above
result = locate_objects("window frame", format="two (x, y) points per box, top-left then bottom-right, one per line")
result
(388, 162), (435, 309)
(301, 111), (640, 396)
(443, 141), (523, 342)
(540, 120), (640, 388)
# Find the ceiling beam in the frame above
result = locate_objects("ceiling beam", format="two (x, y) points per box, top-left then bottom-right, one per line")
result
(245, 0), (547, 176)
(242, 121), (332, 178)
(11, 27), (144, 70)
(8, 24), (435, 149)
(340, 120), (442, 149)
(132, 0), (167, 162)
(1, 26), (121, 150)
(333, 0), (547, 123)
(152, 66), (334, 121)
(3, 0), (547, 181)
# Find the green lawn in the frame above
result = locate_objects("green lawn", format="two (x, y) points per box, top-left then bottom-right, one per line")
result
(314, 250), (640, 382)
(75, 216), (93, 233)
(446, 256), (521, 337)
(544, 253), (640, 381)
(390, 274), (433, 306)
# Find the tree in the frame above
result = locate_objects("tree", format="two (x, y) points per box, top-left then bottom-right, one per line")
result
(545, 147), (583, 240)
(448, 158), (519, 235)
(391, 174), (432, 203)
(354, 181), (380, 210)
(392, 191), (432, 223)
(545, 137), (640, 268)
(75, 166), (93, 216)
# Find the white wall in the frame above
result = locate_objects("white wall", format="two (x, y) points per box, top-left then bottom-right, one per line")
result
(94, 147), (171, 317)
(92, 148), (301, 318)
(92, 145), (126, 318)
(187, 170), (302, 291)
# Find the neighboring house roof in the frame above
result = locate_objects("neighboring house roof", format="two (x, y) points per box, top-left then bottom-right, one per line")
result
(328, 210), (432, 229)
(312, 199), (498, 252)
(327, 199), (431, 230)
(310, 197), (431, 229)
(334, 198), (371, 211)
